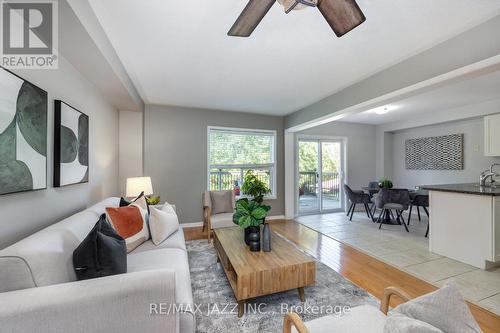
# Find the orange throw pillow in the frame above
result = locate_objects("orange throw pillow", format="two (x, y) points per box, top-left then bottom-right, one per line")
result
(106, 205), (149, 252)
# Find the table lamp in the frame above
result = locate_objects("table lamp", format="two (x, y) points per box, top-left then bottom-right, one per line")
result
(126, 177), (153, 198)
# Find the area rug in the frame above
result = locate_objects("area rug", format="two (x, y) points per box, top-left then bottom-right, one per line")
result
(187, 239), (377, 333)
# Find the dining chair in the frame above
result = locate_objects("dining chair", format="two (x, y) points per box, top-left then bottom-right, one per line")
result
(344, 184), (373, 221)
(367, 181), (380, 216)
(408, 191), (430, 237)
(374, 188), (411, 232)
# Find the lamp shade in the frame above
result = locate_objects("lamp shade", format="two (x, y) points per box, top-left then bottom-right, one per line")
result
(126, 177), (153, 197)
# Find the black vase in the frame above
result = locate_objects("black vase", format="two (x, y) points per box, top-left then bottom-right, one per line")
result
(245, 226), (260, 252)
(262, 222), (271, 252)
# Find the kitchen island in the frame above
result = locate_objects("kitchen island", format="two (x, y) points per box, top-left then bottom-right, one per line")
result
(422, 184), (500, 269)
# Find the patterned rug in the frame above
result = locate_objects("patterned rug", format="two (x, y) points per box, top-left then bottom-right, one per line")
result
(187, 239), (377, 333)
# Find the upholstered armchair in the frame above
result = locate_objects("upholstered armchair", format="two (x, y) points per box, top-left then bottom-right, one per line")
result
(374, 188), (411, 232)
(344, 184), (373, 221)
(202, 190), (236, 242)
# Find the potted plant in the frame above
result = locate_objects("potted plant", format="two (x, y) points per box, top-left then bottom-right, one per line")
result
(232, 198), (271, 251)
(378, 178), (394, 189)
(241, 170), (271, 204)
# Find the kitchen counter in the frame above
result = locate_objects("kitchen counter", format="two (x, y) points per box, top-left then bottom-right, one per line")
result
(425, 185), (500, 269)
(422, 183), (500, 196)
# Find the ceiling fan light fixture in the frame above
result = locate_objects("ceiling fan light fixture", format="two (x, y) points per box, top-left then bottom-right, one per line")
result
(277, 0), (318, 13)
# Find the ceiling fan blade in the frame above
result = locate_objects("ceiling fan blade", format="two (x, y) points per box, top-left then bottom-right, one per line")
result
(228, 0), (276, 37)
(317, 0), (366, 37)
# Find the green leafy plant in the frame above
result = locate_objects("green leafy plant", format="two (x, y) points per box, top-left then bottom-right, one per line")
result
(241, 170), (271, 204)
(146, 196), (161, 205)
(378, 178), (393, 189)
(232, 198), (271, 229)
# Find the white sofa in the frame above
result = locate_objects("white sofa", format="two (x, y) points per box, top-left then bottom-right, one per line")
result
(0, 197), (195, 333)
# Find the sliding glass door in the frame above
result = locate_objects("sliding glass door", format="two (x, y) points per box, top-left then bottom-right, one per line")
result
(298, 138), (344, 215)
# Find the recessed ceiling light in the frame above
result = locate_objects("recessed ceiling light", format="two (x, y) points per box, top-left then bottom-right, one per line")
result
(366, 105), (397, 115)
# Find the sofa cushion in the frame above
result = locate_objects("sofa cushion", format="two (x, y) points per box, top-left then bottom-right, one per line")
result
(73, 214), (127, 280)
(390, 282), (481, 333)
(132, 229), (187, 253)
(128, 248), (193, 306)
(210, 213), (234, 229)
(210, 191), (234, 214)
(294, 305), (386, 333)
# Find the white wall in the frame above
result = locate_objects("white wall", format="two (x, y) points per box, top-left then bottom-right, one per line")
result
(297, 121), (378, 211)
(118, 111), (143, 194)
(391, 118), (500, 188)
(0, 57), (120, 249)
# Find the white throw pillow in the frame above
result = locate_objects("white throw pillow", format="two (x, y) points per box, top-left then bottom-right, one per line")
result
(387, 282), (482, 333)
(149, 206), (179, 245)
(162, 202), (176, 214)
(384, 313), (444, 333)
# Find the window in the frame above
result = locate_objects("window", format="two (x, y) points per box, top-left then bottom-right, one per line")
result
(208, 127), (276, 198)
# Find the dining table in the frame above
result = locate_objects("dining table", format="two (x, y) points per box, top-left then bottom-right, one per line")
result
(361, 187), (416, 225)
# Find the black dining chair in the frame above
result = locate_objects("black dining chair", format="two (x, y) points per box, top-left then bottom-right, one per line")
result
(344, 184), (373, 221)
(408, 192), (430, 237)
(374, 188), (411, 232)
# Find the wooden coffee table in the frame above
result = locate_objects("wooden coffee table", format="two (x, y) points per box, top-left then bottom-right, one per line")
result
(213, 227), (316, 317)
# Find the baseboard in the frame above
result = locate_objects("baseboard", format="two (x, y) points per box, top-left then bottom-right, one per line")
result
(180, 221), (204, 228)
(266, 215), (286, 220)
(180, 215), (286, 229)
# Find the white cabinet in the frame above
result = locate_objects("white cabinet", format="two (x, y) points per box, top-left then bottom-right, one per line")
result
(484, 114), (500, 156)
(495, 197), (500, 262)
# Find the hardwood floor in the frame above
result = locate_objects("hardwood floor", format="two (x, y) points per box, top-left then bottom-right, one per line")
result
(183, 220), (500, 333)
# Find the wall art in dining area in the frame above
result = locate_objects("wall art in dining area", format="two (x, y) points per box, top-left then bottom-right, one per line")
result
(0, 68), (47, 195)
(405, 134), (464, 170)
(54, 100), (89, 187)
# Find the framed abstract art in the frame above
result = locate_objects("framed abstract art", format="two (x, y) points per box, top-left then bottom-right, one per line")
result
(54, 100), (89, 187)
(0, 67), (48, 195)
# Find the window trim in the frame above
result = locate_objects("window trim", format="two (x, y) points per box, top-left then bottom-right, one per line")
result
(207, 126), (277, 200)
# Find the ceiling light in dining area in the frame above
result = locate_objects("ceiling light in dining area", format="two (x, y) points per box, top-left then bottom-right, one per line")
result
(367, 105), (398, 115)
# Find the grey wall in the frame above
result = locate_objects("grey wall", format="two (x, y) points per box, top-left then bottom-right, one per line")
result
(0, 57), (120, 249)
(391, 118), (500, 188)
(119, 111), (143, 194)
(144, 105), (285, 223)
(298, 121), (378, 191)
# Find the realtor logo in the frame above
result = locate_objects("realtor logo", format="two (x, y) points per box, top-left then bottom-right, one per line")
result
(1, 0), (58, 69)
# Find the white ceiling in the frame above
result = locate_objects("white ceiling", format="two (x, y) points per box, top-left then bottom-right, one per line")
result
(339, 69), (500, 125)
(89, 0), (500, 115)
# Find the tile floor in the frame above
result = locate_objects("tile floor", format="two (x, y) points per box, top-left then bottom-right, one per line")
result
(296, 210), (500, 315)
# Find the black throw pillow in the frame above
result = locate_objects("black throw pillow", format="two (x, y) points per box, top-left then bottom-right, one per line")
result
(119, 197), (131, 207)
(120, 191), (150, 213)
(73, 214), (127, 280)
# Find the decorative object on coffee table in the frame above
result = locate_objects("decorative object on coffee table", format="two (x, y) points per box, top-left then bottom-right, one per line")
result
(233, 170), (272, 251)
(0, 68), (47, 195)
(262, 222), (271, 252)
(232, 198), (270, 251)
(213, 227), (316, 317)
(54, 100), (88, 187)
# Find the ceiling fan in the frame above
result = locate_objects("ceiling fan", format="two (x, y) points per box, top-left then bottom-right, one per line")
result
(228, 0), (366, 38)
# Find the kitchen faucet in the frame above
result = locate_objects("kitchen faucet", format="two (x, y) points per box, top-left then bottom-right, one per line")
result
(479, 163), (500, 186)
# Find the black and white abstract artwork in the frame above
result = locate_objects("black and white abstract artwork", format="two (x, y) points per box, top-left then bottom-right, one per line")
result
(54, 100), (89, 187)
(0, 68), (47, 195)
(405, 134), (464, 170)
